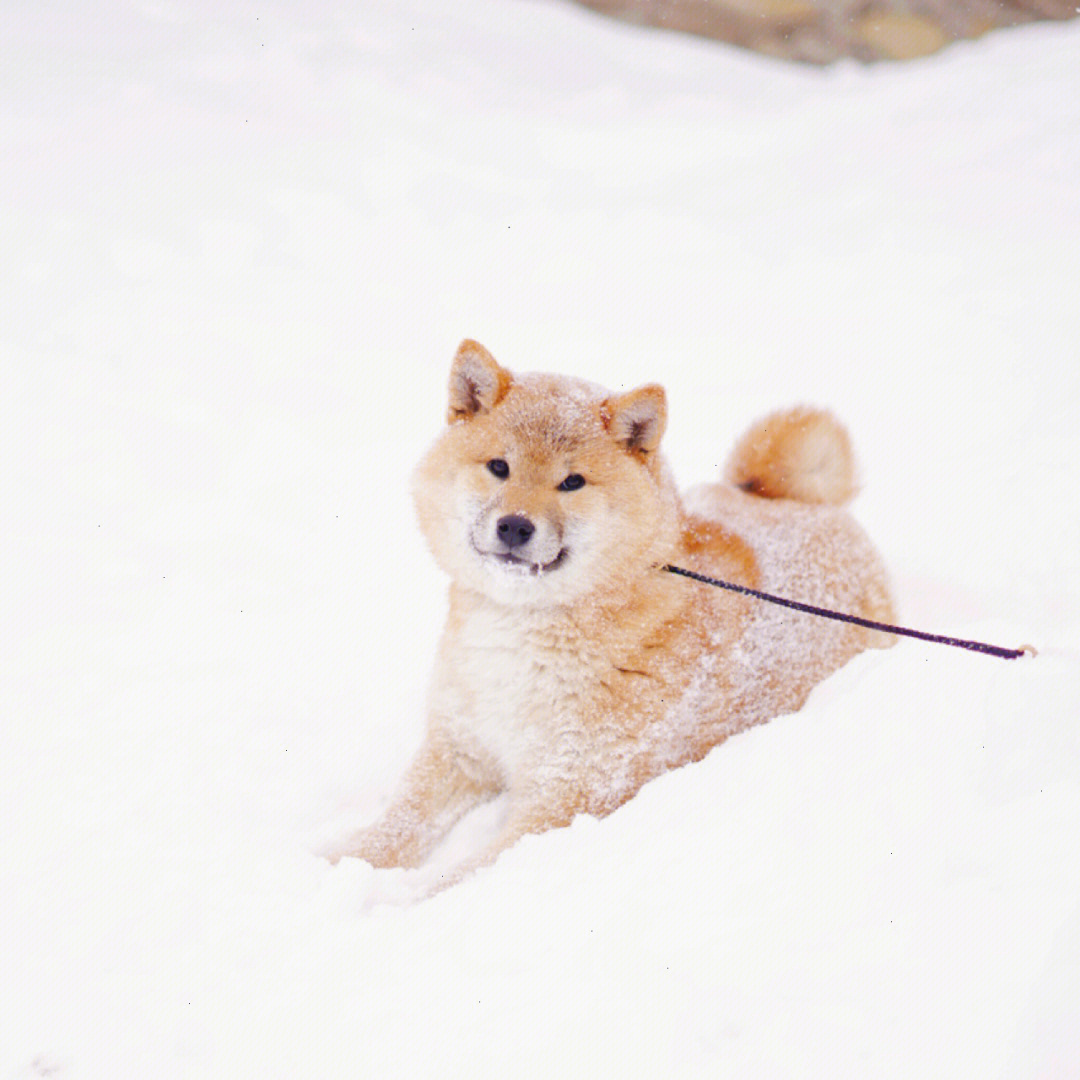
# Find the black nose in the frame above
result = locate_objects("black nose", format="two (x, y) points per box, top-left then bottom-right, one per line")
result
(496, 514), (535, 549)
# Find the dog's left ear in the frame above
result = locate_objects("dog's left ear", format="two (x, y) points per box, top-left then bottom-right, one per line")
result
(603, 384), (667, 454)
(447, 340), (513, 423)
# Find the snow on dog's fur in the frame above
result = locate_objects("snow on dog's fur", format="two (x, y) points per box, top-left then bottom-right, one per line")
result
(330, 340), (894, 886)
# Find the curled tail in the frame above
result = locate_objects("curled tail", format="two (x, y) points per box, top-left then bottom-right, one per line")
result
(725, 406), (858, 506)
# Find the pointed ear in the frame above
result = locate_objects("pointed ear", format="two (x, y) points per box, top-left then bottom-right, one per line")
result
(447, 340), (513, 422)
(603, 384), (667, 454)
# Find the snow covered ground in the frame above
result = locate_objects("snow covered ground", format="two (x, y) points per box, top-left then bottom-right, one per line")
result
(3, 2), (1079, 1076)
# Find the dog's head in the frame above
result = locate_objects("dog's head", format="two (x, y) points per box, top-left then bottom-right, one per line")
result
(413, 340), (681, 606)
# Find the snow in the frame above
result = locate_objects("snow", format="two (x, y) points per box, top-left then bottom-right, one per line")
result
(3, 1), (1078, 1076)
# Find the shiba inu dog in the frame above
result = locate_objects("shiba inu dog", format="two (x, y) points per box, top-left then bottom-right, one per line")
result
(331, 340), (894, 885)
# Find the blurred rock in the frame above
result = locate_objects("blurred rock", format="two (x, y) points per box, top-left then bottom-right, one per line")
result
(570, 0), (1077, 62)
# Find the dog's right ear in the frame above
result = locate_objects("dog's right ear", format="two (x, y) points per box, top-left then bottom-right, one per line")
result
(447, 340), (513, 423)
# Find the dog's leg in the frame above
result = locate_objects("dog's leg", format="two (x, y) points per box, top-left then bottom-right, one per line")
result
(330, 734), (498, 869)
(429, 775), (588, 891)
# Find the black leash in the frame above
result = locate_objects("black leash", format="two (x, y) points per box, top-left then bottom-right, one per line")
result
(662, 564), (1033, 660)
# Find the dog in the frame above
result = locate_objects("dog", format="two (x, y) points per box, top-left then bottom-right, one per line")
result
(330, 340), (894, 885)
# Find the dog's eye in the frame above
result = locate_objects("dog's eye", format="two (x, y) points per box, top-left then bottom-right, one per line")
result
(557, 473), (585, 492)
(486, 459), (510, 479)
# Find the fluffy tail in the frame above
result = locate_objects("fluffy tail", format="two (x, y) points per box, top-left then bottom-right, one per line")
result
(725, 406), (858, 505)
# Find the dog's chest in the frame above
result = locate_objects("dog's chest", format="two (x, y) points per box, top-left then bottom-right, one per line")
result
(434, 607), (602, 771)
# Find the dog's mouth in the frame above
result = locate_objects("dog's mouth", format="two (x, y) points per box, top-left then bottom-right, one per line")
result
(476, 546), (569, 575)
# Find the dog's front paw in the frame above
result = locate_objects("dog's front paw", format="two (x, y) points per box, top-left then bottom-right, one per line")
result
(318, 829), (376, 867)
(319, 823), (423, 870)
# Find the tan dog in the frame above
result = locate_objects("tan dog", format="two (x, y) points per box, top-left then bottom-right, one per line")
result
(332, 340), (894, 884)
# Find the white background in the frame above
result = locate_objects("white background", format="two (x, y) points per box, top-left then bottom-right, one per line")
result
(3, 2), (1078, 1076)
